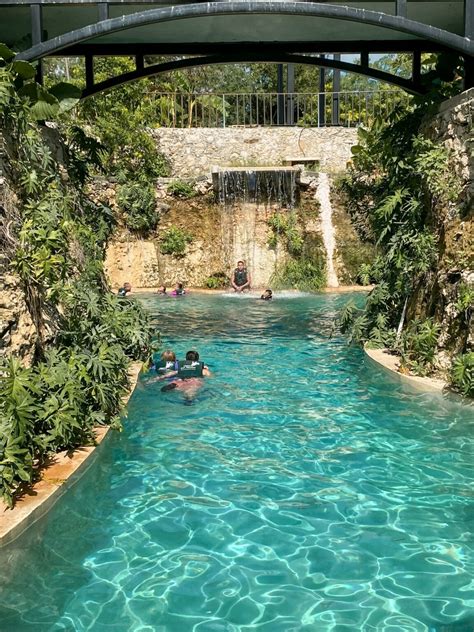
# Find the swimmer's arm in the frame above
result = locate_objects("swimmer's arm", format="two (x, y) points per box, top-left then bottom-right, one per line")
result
(203, 366), (211, 377)
(156, 370), (178, 381)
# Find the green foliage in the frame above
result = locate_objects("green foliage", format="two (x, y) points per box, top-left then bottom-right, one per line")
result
(167, 180), (196, 199)
(338, 53), (466, 379)
(450, 353), (474, 397)
(268, 212), (303, 256)
(159, 226), (193, 256)
(0, 54), (155, 505)
(271, 258), (326, 292)
(400, 319), (441, 376)
(358, 263), (372, 286)
(454, 283), (474, 321)
(117, 181), (158, 233)
(205, 272), (228, 289)
(68, 57), (170, 182)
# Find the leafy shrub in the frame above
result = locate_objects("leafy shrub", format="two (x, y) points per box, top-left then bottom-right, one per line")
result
(160, 226), (193, 256)
(358, 263), (372, 286)
(267, 212), (303, 256)
(205, 272), (228, 289)
(400, 318), (441, 376)
(0, 58), (156, 506)
(117, 181), (157, 233)
(271, 258), (326, 292)
(450, 353), (474, 397)
(167, 180), (196, 199)
(454, 283), (474, 321)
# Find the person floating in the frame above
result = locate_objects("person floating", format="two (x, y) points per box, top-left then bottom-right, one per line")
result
(161, 350), (210, 397)
(157, 285), (167, 295)
(171, 283), (186, 296)
(260, 289), (273, 301)
(231, 260), (251, 293)
(117, 282), (132, 297)
(152, 349), (179, 377)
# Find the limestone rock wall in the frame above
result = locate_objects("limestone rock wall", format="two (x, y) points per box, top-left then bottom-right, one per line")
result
(152, 127), (357, 177)
(103, 180), (292, 290)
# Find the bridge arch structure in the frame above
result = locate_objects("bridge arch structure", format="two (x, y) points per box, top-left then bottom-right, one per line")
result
(0, 0), (473, 97)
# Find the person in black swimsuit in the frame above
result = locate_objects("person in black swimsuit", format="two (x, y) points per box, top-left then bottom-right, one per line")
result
(231, 260), (251, 292)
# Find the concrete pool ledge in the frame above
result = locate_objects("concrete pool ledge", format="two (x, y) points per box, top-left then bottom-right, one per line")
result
(364, 347), (447, 393)
(0, 361), (142, 547)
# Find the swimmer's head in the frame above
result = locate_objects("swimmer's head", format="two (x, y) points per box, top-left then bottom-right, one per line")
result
(161, 349), (176, 362)
(186, 350), (199, 362)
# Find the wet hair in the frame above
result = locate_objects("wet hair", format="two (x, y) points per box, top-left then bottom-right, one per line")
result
(177, 283), (183, 289)
(161, 349), (176, 362)
(237, 260), (244, 265)
(159, 285), (166, 292)
(124, 282), (132, 290)
(186, 350), (199, 362)
(265, 289), (272, 295)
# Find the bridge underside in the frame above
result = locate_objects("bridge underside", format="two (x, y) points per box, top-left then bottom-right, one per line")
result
(1, 1), (472, 95)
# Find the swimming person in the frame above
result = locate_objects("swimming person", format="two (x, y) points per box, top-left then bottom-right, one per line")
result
(157, 286), (167, 295)
(171, 283), (186, 296)
(117, 282), (132, 297)
(260, 289), (273, 301)
(231, 261), (251, 293)
(152, 349), (179, 380)
(161, 350), (210, 398)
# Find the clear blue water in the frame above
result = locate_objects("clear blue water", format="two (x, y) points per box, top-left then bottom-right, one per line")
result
(0, 292), (473, 632)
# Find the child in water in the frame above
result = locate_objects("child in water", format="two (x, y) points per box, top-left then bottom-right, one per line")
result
(260, 289), (273, 301)
(161, 350), (210, 399)
(157, 285), (167, 295)
(118, 282), (132, 297)
(171, 283), (186, 296)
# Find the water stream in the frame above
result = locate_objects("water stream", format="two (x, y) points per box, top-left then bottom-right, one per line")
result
(316, 172), (339, 288)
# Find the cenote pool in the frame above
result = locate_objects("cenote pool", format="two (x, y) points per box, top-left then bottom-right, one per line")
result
(0, 293), (473, 631)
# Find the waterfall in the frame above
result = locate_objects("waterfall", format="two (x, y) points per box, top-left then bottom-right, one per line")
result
(213, 166), (300, 287)
(213, 167), (299, 208)
(316, 172), (339, 288)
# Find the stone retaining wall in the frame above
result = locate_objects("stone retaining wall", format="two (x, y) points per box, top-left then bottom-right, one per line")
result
(151, 127), (357, 177)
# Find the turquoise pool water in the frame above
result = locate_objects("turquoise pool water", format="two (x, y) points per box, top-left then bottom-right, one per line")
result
(0, 292), (473, 632)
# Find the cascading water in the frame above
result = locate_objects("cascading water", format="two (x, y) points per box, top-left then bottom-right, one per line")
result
(316, 172), (339, 288)
(213, 167), (301, 287)
(213, 167), (300, 208)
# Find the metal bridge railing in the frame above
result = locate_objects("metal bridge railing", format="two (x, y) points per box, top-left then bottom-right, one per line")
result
(147, 91), (411, 128)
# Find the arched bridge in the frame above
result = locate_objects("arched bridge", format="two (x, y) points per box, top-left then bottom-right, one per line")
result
(1, 0), (473, 96)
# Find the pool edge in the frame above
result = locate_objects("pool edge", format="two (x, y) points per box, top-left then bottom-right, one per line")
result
(0, 362), (142, 547)
(364, 347), (447, 393)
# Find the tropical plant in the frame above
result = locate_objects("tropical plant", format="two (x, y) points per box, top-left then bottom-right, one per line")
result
(205, 272), (228, 289)
(0, 53), (156, 505)
(271, 258), (326, 292)
(159, 226), (193, 256)
(117, 181), (158, 233)
(167, 180), (196, 199)
(450, 353), (474, 397)
(337, 52), (466, 381)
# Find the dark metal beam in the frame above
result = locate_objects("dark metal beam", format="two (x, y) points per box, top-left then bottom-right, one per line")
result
(136, 53), (144, 72)
(85, 53), (94, 89)
(277, 64), (284, 125)
(81, 53), (426, 99)
(332, 53), (341, 126)
(56, 40), (450, 57)
(30, 4), (43, 83)
(412, 50), (421, 84)
(318, 55), (325, 127)
(15, 2), (474, 63)
(286, 63), (295, 125)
